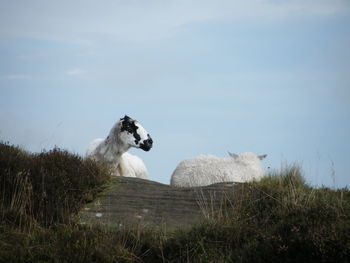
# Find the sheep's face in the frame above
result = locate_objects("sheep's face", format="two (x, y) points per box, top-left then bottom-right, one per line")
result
(118, 115), (153, 151)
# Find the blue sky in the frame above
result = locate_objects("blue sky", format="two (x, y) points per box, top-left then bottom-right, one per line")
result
(1, 0), (349, 188)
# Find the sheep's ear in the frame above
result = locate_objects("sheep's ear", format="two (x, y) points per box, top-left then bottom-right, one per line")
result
(228, 152), (239, 159)
(258, 154), (267, 160)
(121, 115), (131, 122)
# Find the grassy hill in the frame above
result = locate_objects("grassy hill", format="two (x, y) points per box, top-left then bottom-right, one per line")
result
(0, 142), (349, 262)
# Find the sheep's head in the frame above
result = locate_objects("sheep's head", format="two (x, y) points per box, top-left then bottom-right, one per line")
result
(118, 115), (153, 151)
(228, 152), (267, 161)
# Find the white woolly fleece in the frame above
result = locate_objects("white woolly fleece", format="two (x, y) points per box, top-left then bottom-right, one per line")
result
(170, 152), (266, 187)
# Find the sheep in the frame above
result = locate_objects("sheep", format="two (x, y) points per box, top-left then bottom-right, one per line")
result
(87, 115), (153, 179)
(170, 152), (267, 187)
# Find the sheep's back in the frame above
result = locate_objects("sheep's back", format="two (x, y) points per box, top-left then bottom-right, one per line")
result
(171, 155), (264, 187)
(86, 138), (104, 159)
(120, 152), (148, 179)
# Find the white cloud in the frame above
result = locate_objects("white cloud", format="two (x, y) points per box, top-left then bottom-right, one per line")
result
(0, 74), (31, 80)
(65, 68), (85, 76)
(0, 0), (349, 44)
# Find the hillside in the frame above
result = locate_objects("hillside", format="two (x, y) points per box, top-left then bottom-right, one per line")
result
(1, 142), (349, 262)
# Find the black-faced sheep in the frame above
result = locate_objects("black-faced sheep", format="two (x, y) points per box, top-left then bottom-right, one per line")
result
(87, 115), (153, 179)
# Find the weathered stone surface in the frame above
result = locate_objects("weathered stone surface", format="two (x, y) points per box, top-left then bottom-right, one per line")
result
(79, 177), (238, 229)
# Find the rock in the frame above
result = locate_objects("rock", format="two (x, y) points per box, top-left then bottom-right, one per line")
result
(79, 176), (238, 229)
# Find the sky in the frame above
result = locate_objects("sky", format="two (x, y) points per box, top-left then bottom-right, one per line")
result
(0, 0), (349, 188)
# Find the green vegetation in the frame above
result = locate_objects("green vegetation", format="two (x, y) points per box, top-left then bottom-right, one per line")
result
(1, 142), (349, 262)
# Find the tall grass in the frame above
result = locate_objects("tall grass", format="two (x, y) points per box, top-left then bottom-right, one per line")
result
(0, 142), (349, 262)
(168, 165), (350, 262)
(0, 142), (111, 229)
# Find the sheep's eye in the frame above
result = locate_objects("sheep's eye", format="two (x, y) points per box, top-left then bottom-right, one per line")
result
(123, 124), (133, 133)
(121, 120), (137, 134)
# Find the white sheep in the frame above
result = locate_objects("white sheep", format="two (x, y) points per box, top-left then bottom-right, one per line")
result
(87, 115), (153, 179)
(170, 152), (267, 187)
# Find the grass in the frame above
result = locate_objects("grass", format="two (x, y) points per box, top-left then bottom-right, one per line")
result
(0, 141), (349, 262)
(0, 141), (111, 229)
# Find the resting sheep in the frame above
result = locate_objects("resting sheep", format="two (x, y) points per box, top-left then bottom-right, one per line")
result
(170, 152), (267, 187)
(87, 115), (153, 179)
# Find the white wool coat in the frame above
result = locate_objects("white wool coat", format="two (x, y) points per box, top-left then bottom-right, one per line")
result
(171, 152), (266, 187)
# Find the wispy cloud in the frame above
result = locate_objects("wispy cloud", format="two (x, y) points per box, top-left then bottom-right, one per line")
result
(65, 68), (85, 76)
(0, 0), (349, 44)
(0, 74), (31, 80)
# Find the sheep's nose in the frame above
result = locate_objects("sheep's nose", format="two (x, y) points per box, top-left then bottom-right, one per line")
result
(145, 138), (153, 148)
(140, 137), (153, 151)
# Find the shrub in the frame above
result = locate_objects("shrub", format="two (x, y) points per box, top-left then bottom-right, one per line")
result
(0, 142), (111, 228)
